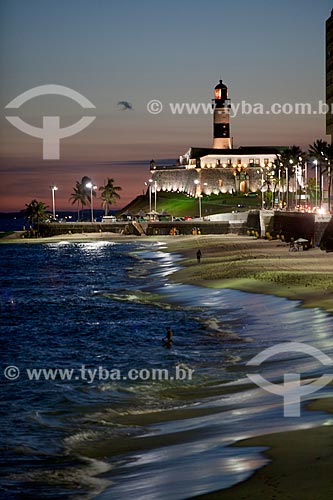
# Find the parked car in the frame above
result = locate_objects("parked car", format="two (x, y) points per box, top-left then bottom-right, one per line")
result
(102, 215), (117, 223)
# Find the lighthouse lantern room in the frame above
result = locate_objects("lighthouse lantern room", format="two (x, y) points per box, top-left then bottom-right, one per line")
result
(212, 80), (231, 149)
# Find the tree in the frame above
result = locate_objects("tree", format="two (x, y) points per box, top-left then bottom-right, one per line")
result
(308, 139), (327, 208)
(99, 178), (122, 215)
(270, 175), (279, 209)
(307, 178), (319, 206)
(271, 159), (284, 207)
(24, 200), (48, 233)
(69, 181), (86, 221)
(69, 177), (96, 220)
(276, 146), (305, 209)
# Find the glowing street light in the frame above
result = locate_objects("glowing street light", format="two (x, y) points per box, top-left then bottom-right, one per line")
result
(85, 181), (97, 222)
(297, 157), (303, 207)
(313, 160), (318, 209)
(278, 162), (283, 207)
(153, 180), (157, 212)
(286, 159), (294, 210)
(256, 169), (264, 209)
(50, 185), (58, 219)
(194, 179), (202, 219)
(145, 179), (153, 213)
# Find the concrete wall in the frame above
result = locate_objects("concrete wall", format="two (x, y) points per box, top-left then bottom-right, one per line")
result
(146, 221), (231, 236)
(37, 213), (332, 247)
(152, 166), (262, 196)
(39, 222), (126, 237)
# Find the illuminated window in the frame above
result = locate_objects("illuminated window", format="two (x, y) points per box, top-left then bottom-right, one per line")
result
(215, 88), (221, 99)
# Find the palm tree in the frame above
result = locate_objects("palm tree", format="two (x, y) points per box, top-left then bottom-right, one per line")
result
(99, 178), (122, 215)
(308, 139), (327, 208)
(69, 177), (96, 220)
(270, 175), (279, 209)
(276, 146), (305, 209)
(69, 181), (86, 221)
(307, 178), (318, 206)
(272, 159), (283, 207)
(24, 200), (48, 234)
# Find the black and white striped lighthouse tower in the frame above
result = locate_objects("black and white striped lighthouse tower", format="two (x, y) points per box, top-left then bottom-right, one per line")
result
(212, 80), (231, 149)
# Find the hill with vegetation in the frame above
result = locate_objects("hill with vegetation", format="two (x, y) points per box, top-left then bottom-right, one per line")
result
(118, 192), (261, 217)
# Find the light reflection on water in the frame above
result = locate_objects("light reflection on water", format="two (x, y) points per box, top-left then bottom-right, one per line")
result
(1, 240), (333, 500)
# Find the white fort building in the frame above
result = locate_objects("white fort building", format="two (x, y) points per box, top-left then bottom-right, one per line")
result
(150, 80), (282, 198)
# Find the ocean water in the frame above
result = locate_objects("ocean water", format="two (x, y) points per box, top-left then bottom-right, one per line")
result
(1, 240), (333, 500)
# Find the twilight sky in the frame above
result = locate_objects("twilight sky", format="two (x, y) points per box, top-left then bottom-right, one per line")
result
(0, 0), (332, 211)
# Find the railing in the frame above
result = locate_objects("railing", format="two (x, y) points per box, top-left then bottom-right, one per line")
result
(151, 164), (184, 170)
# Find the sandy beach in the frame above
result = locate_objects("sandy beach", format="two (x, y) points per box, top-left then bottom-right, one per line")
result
(162, 234), (333, 312)
(161, 234), (333, 499)
(2, 231), (333, 499)
(193, 424), (333, 500)
(0, 231), (142, 244)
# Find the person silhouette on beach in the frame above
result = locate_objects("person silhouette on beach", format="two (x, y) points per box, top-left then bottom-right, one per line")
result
(162, 327), (173, 348)
(196, 249), (202, 264)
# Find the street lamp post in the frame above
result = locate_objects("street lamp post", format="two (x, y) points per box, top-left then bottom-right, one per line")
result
(149, 180), (153, 213)
(298, 164), (302, 207)
(297, 157), (304, 208)
(85, 182), (97, 222)
(154, 180), (157, 212)
(145, 179), (153, 213)
(287, 160), (294, 210)
(261, 170), (264, 209)
(327, 160), (331, 214)
(285, 167), (289, 210)
(278, 162), (283, 208)
(313, 160), (318, 209)
(304, 160), (308, 205)
(50, 185), (58, 219)
(256, 169), (264, 209)
(194, 179), (202, 219)
(296, 158), (301, 207)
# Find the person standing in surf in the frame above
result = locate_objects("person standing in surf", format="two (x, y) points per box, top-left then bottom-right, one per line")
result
(162, 327), (173, 348)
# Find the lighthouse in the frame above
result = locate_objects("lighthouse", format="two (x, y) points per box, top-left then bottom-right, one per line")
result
(212, 80), (231, 149)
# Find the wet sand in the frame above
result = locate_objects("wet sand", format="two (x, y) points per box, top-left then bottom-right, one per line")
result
(163, 234), (333, 312)
(192, 424), (333, 500)
(0, 231), (141, 244)
(3, 231), (333, 498)
(162, 234), (333, 499)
